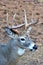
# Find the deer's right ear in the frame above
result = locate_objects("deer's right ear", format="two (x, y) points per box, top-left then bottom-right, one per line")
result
(26, 26), (32, 35)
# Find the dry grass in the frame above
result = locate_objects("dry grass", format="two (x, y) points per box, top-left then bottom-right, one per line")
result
(0, 0), (43, 65)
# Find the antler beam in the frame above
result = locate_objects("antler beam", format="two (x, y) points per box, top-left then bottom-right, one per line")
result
(9, 19), (37, 29)
(6, 11), (37, 29)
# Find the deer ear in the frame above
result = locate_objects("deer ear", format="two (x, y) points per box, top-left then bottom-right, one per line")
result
(11, 29), (20, 35)
(4, 27), (18, 38)
(27, 26), (32, 34)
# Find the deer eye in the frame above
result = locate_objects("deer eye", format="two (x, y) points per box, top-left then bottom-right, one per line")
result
(21, 38), (25, 41)
(20, 37), (26, 43)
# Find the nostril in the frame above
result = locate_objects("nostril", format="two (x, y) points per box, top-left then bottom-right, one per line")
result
(33, 45), (37, 50)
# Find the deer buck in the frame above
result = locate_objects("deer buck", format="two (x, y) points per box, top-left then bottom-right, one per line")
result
(0, 9), (38, 65)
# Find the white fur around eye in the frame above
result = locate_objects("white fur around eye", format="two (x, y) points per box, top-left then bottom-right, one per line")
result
(18, 48), (25, 56)
(20, 37), (25, 44)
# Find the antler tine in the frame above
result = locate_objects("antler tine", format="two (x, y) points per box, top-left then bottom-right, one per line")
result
(24, 9), (28, 30)
(10, 9), (28, 30)
(6, 12), (9, 26)
(27, 18), (37, 27)
(12, 13), (16, 22)
(9, 12), (37, 29)
(27, 12), (37, 27)
(6, 13), (8, 22)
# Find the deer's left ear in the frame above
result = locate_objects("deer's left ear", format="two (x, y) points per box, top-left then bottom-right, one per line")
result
(4, 27), (18, 38)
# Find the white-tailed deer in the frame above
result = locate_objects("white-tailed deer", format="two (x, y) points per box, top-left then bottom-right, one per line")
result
(0, 9), (38, 65)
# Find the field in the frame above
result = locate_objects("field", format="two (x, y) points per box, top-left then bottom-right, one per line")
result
(0, 0), (43, 65)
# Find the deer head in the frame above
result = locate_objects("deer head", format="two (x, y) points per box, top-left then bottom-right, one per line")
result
(4, 9), (38, 55)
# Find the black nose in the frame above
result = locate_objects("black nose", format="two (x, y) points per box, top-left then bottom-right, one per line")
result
(33, 45), (37, 50)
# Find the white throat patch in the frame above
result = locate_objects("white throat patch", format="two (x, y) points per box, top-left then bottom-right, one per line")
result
(18, 48), (25, 56)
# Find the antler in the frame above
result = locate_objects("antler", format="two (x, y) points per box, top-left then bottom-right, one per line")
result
(12, 13), (16, 22)
(5, 12), (20, 34)
(10, 12), (37, 29)
(5, 11), (37, 35)
(24, 9), (28, 30)
(6, 13), (9, 26)
(10, 9), (28, 29)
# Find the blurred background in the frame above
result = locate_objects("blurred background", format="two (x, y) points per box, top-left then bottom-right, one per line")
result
(0, 0), (43, 65)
